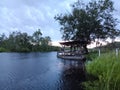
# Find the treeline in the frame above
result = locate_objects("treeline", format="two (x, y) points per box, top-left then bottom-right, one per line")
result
(0, 29), (59, 52)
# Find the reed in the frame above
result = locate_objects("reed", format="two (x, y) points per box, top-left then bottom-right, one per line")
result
(83, 51), (120, 90)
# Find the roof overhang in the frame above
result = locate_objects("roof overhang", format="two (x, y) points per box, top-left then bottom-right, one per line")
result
(59, 40), (90, 46)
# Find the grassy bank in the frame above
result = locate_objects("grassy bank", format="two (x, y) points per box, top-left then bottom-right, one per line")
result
(83, 52), (120, 90)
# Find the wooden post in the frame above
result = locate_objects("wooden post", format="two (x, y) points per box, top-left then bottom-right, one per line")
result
(116, 48), (119, 56)
(99, 49), (100, 56)
(63, 45), (65, 56)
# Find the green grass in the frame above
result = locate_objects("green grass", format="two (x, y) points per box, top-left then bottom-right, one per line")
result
(83, 51), (120, 90)
(86, 50), (98, 60)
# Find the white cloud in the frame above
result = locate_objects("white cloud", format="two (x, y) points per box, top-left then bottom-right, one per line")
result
(0, 0), (120, 42)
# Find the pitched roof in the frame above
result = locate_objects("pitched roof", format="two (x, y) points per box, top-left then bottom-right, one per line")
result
(59, 40), (90, 46)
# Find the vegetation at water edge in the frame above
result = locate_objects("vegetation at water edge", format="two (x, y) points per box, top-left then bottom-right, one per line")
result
(83, 52), (120, 90)
(0, 29), (60, 52)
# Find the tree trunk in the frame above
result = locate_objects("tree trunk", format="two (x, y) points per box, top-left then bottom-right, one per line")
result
(83, 44), (88, 54)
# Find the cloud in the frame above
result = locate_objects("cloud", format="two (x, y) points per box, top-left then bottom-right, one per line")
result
(0, 0), (77, 41)
(0, 0), (120, 42)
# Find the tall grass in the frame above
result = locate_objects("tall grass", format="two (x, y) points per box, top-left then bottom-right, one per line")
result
(83, 52), (120, 90)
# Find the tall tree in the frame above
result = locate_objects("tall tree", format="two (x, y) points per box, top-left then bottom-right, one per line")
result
(40, 36), (51, 46)
(7, 31), (31, 51)
(44, 36), (52, 46)
(0, 33), (7, 45)
(55, 0), (120, 53)
(32, 29), (42, 45)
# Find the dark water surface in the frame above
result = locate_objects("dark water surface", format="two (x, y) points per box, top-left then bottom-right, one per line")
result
(0, 52), (85, 90)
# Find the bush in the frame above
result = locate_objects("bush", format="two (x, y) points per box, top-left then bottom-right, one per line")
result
(0, 47), (7, 52)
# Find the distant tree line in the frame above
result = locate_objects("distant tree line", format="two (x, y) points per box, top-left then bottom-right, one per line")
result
(0, 29), (59, 52)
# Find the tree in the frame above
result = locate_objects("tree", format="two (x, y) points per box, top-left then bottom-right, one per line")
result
(7, 31), (31, 52)
(55, 0), (120, 53)
(44, 36), (52, 46)
(32, 29), (42, 45)
(0, 33), (8, 51)
(0, 33), (7, 46)
(0, 30), (58, 52)
(16, 32), (31, 51)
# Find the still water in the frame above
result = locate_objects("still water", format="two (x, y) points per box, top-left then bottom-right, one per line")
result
(0, 52), (85, 90)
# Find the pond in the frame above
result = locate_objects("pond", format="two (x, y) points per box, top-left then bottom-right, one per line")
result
(0, 52), (86, 90)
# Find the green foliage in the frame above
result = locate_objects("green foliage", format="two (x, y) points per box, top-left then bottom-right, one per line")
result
(55, 0), (120, 53)
(32, 29), (42, 45)
(55, 0), (120, 41)
(0, 30), (59, 52)
(86, 50), (98, 60)
(0, 47), (7, 52)
(84, 52), (120, 90)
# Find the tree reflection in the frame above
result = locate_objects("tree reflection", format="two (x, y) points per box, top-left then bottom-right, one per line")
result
(59, 60), (86, 90)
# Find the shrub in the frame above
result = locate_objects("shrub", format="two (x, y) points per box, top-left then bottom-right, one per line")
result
(0, 47), (7, 52)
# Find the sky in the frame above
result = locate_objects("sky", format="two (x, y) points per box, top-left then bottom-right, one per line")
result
(0, 0), (120, 46)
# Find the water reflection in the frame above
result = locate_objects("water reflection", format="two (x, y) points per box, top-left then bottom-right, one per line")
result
(59, 60), (86, 90)
(0, 52), (86, 90)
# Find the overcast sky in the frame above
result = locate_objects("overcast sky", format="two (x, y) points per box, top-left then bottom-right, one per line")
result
(0, 0), (120, 43)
